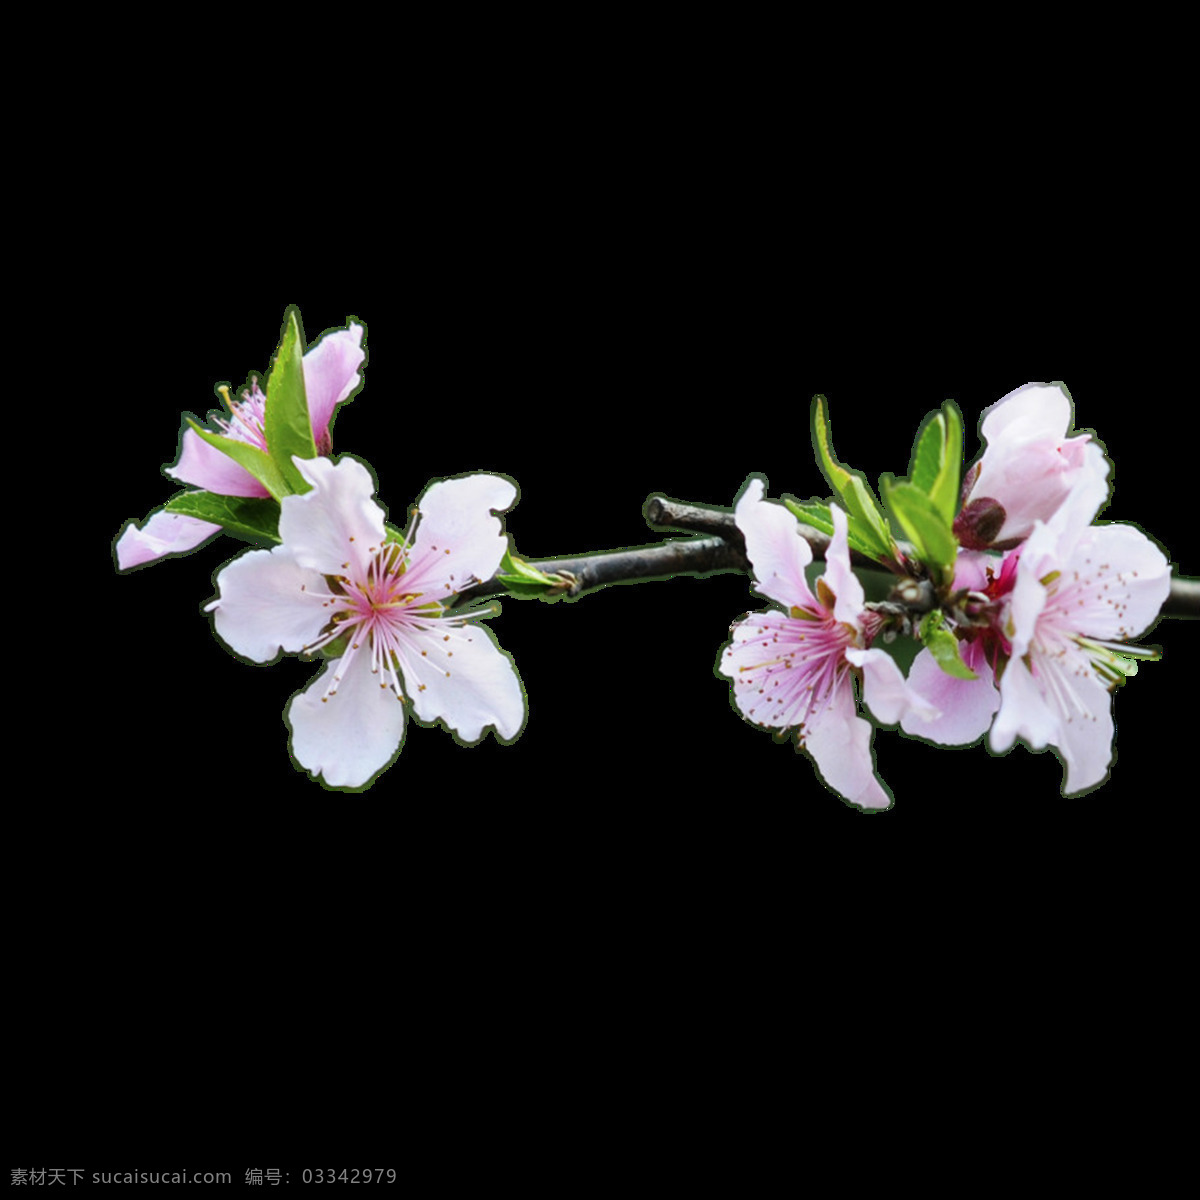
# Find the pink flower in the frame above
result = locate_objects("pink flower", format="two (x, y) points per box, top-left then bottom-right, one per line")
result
(167, 322), (365, 497)
(988, 469), (1170, 794)
(207, 456), (525, 789)
(719, 480), (939, 810)
(955, 382), (1108, 550)
(116, 322), (366, 571)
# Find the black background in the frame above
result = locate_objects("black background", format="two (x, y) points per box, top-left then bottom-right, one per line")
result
(18, 263), (1193, 1152)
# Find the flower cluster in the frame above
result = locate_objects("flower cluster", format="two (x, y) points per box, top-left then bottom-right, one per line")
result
(722, 384), (1171, 809)
(115, 310), (525, 789)
(115, 319), (1180, 806)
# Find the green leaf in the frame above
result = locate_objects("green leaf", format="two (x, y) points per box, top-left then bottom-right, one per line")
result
(908, 402), (963, 527)
(784, 497), (892, 561)
(812, 394), (853, 495)
(882, 477), (958, 584)
(499, 550), (557, 586)
(918, 611), (977, 680)
(810, 396), (896, 562)
(263, 308), (315, 494)
(910, 413), (946, 498)
(928, 402), (962, 526)
(164, 491), (281, 542)
(783, 498), (835, 537)
(842, 476), (896, 560)
(496, 550), (572, 600)
(187, 420), (293, 501)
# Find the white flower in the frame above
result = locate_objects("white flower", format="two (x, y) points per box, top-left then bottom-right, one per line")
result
(207, 456), (525, 788)
(989, 470), (1170, 794)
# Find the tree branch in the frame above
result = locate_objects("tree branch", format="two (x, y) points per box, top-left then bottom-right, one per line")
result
(644, 494), (1200, 620)
(457, 537), (749, 604)
(451, 494), (1200, 619)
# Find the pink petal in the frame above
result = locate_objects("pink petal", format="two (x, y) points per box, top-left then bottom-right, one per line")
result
(899, 642), (1000, 746)
(847, 646), (941, 727)
(823, 505), (865, 627)
(720, 610), (803, 728)
(734, 479), (815, 610)
(288, 651), (407, 789)
(115, 510), (219, 570)
(302, 322), (366, 437)
(968, 383), (1110, 545)
(802, 678), (892, 809)
(166, 428), (271, 498)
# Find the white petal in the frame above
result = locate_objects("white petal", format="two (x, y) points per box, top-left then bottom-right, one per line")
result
(1007, 539), (1053, 661)
(281, 455), (386, 578)
(288, 651), (407, 789)
(115, 510), (218, 570)
(802, 679), (891, 809)
(210, 547), (328, 662)
(1056, 673), (1116, 795)
(403, 621), (525, 743)
(1043, 453), (1110, 546)
(980, 382), (1072, 445)
(990, 654), (1059, 755)
(847, 646), (941, 727)
(1069, 522), (1171, 641)
(734, 479), (815, 610)
(899, 644), (1000, 746)
(406, 474), (516, 592)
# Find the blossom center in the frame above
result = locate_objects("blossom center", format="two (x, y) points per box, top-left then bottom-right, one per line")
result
(302, 541), (475, 705)
(214, 382), (268, 452)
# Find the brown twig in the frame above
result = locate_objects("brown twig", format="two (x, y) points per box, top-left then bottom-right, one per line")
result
(451, 494), (1200, 619)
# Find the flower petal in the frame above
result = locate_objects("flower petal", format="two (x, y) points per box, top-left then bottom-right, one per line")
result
(302, 322), (366, 437)
(1055, 673), (1116, 795)
(208, 547), (328, 662)
(802, 678), (891, 809)
(980, 382), (1073, 445)
(166, 428), (271, 498)
(898, 642), (1000, 745)
(403, 621), (525, 743)
(405, 474), (517, 593)
(115, 510), (219, 570)
(989, 654), (1059, 755)
(953, 550), (994, 593)
(847, 646), (941, 727)
(720, 610), (809, 728)
(734, 479), (815, 610)
(288, 651), (407, 789)
(823, 505), (865, 627)
(968, 383), (1108, 544)
(1067, 523), (1171, 641)
(282, 455), (386, 578)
